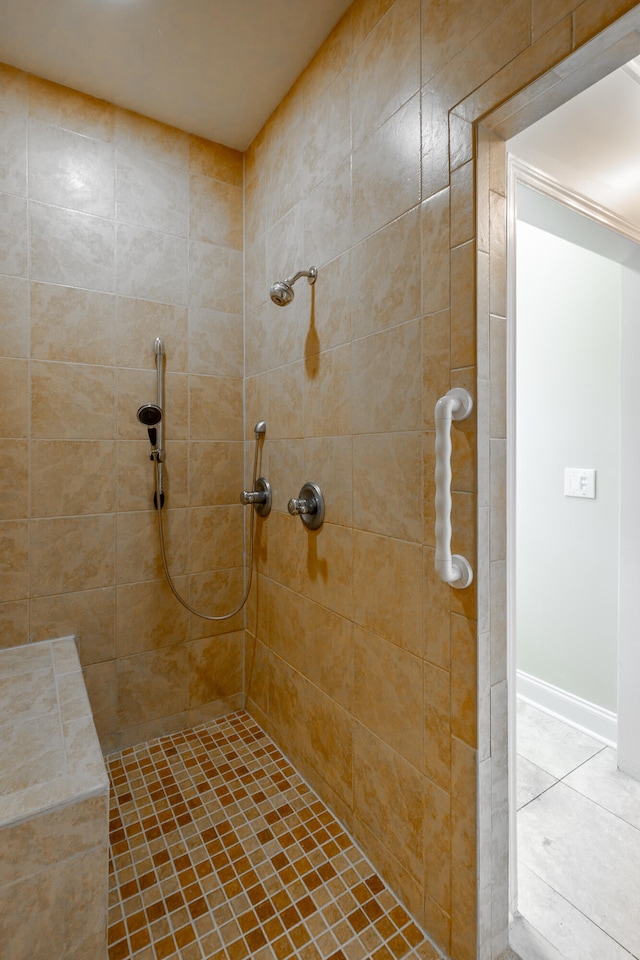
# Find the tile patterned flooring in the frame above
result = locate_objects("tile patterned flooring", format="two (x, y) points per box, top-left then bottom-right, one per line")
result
(517, 700), (640, 960)
(107, 711), (441, 960)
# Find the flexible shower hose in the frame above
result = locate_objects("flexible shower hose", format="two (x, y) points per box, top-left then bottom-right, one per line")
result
(152, 435), (259, 620)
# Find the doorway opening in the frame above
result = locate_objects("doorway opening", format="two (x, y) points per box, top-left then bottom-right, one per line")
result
(475, 10), (640, 960)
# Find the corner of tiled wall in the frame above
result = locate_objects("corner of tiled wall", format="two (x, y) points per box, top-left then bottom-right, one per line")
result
(0, 62), (247, 753)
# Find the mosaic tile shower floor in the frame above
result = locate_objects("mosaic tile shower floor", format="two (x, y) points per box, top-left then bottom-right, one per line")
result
(107, 711), (442, 960)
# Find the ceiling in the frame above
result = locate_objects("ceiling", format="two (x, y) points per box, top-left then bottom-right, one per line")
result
(509, 61), (640, 228)
(0, 0), (353, 151)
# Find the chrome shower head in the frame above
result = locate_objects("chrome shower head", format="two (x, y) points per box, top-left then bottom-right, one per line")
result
(137, 403), (162, 427)
(269, 266), (317, 306)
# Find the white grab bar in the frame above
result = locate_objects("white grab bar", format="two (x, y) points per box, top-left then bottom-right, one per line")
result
(434, 388), (474, 589)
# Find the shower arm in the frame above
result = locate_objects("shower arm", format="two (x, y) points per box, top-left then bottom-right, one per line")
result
(434, 388), (474, 589)
(286, 268), (317, 286)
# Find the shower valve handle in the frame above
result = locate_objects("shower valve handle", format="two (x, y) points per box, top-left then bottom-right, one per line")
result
(288, 498), (312, 515)
(240, 478), (271, 517)
(288, 482), (324, 530)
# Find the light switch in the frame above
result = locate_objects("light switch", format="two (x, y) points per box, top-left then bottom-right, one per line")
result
(564, 468), (596, 499)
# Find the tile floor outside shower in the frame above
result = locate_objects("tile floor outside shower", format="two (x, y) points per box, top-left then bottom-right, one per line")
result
(107, 711), (441, 960)
(516, 700), (640, 960)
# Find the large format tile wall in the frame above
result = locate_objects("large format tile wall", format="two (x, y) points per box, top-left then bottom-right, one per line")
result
(0, 64), (246, 753)
(242, 1), (640, 959)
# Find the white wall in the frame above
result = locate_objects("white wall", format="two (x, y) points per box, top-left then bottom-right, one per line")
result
(516, 217), (620, 713)
(618, 266), (640, 774)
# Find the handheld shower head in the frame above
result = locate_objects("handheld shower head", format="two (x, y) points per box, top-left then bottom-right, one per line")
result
(269, 266), (317, 306)
(137, 403), (162, 427)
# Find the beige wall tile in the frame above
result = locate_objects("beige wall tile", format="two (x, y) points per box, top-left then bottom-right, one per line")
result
(187, 631), (243, 706)
(29, 75), (114, 140)
(301, 9), (353, 103)
(267, 579), (308, 671)
(352, 207), (421, 339)
(354, 624), (424, 769)
(303, 158), (352, 268)
(0, 521), (28, 602)
(353, 722), (426, 880)
(29, 586), (116, 664)
(423, 310), (451, 426)
(189, 307), (243, 378)
(189, 504), (243, 572)
(304, 600), (354, 710)
(351, 0), (420, 149)
(0, 193), (28, 277)
(116, 222), (188, 304)
(29, 514), (116, 597)
(421, 88), (450, 201)
(450, 613), (477, 748)
(117, 644), (188, 726)
(189, 135), (242, 185)
(0, 845), (108, 960)
(303, 67), (351, 194)
(116, 296), (188, 371)
(28, 120), (115, 217)
(303, 342), (352, 437)
(426, 0), (530, 108)
(267, 436), (304, 515)
(307, 251), (352, 355)
(302, 521), (353, 620)
(30, 201), (114, 292)
(352, 320), (422, 434)
(0, 64), (28, 115)
(353, 530), (422, 655)
(352, 94), (421, 244)
(423, 546), (451, 670)
(189, 174), (242, 249)
(115, 107), (189, 167)
(31, 361), (116, 439)
(0, 276), (28, 359)
(424, 660), (451, 791)
(189, 240), (243, 313)
(450, 240), (476, 370)
(0, 440), (27, 519)
(301, 679), (354, 805)
(421, 188), (450, 316)
(353, 431), (423, 542)
(188, 441), (244, 507)
(267, 361), (304, 440)
(0, 600), (28, 648)
(31, 283), (116, 366)
(304, 435), (353, 528)
(116, 508), (188, 583)
(267, 509), (307, 595)
(0, 111), (26, 196)
(188, 567), (245, 639)
(422, 0), (509, 81)
(116, 148), (188, 235)
(189, 374), (243, 441)
(30, 441), (116, 517)
(115, 578), (188, 656)
(0, 360), (29, 438)
(424, 778), (452, 915)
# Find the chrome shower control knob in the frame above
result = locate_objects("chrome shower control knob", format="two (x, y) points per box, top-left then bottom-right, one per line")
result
(288, 482), (324, 530)
(240, 477), (271, 517)
(288, 498), (311, 515)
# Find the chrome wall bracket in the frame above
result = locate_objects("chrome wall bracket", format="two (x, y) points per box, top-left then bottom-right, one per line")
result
(240, 477), (272, 517)
(288, 481), (324, 530)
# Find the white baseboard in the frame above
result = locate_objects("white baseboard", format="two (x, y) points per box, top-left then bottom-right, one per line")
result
(516, 670), (617, 748)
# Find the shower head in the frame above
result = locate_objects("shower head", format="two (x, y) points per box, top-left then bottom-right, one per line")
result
(137, 403), (163, 427)
(269, 266), (317, 306)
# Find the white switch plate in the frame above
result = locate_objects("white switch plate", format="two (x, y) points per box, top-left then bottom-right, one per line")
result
(564, 467), (596, 499)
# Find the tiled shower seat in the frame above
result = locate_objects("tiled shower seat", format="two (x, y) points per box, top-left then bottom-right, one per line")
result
(0, 636), (109, 959)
